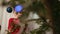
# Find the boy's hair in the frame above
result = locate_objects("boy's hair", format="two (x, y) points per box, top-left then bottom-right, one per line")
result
(13, 8), (24, 15)
(13, 4), (24, 14)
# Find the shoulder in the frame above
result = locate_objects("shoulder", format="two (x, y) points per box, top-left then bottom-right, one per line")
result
(9, 18), (14, 21)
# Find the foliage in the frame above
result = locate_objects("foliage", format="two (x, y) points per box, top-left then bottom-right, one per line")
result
(26, 0), (46, 15)
(51, 0), (60, 34)
(30, 18), (49, 34)
(45, 0), (60, 34)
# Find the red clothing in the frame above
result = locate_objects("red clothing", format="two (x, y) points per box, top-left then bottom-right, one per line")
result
(8, 18), (20, 34)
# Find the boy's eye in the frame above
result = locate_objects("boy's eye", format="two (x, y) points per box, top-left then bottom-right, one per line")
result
(19, 12), (23, 13)
(16, 12), (18, 14)
(15, 12), (22, 15)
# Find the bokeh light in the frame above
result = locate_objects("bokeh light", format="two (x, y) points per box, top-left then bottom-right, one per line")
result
(14, 5), (23, 12)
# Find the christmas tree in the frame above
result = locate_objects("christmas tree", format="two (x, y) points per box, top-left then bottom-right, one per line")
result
(4, 0), (54, 34)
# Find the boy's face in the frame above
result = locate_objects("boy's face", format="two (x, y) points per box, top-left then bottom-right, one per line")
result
(13, 11), (22, 18)
(18, 12), (22, 17)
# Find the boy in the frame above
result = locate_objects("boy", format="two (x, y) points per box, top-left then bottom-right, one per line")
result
(8, 5), (23, 34)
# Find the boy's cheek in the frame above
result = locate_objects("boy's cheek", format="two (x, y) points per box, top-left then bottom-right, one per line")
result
(18, 13), (22, 16)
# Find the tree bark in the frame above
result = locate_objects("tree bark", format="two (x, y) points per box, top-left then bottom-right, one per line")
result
(40, 0), (56, 34)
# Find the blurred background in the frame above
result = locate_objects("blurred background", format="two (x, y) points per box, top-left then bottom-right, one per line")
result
(0, 0), (60, 34)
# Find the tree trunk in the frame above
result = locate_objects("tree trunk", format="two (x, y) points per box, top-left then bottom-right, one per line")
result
(40, 0), (56, 34)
